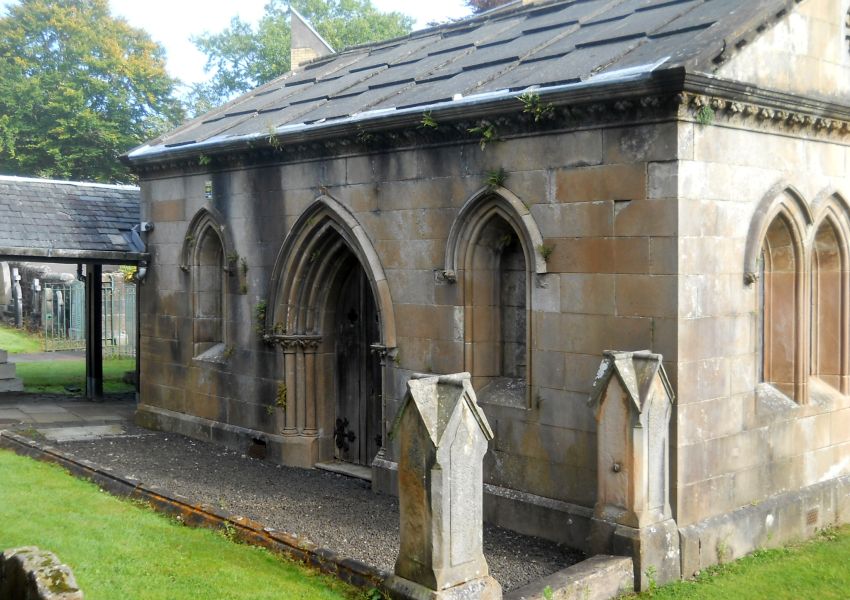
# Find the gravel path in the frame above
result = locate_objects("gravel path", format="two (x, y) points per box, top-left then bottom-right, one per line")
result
(57, 428), (583, 591)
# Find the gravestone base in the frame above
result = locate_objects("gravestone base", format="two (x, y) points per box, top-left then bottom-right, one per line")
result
(590, 517), (680, 590)
(385, 575), (502, 600)
(0, 350), (22, 393)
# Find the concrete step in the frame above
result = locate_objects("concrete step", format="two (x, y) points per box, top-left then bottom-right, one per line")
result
(0, 362), (18, 380)
(315, 460), (372, 482)
(0, 378), (24, 393)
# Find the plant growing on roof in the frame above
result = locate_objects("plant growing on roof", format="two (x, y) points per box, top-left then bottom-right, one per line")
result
(356, 126), (375, 144)
(696, 104), (715, 126)
(276, 382), (287, 410)
(485, 167), (507, 188)
(537, 244), (554, 263)
(254, 300), (267, 335)
(266, 125), (284, 151)
(468, 120), (497, 150)
(419, 110), (438, 129)
(518, 91), (554, 122)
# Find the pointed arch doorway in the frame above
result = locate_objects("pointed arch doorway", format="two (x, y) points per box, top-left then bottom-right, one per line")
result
(333, 258), (382, 465)
(267, 196), (395, 470)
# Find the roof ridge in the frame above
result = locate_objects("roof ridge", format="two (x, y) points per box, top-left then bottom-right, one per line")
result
(0, 175), (138, 191)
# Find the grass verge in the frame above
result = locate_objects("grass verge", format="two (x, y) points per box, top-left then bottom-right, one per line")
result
(0, 449), (358, 600)
(15, 358), (136, 393)
(0, 323), (42, 354)
(633, 526), (850, 599)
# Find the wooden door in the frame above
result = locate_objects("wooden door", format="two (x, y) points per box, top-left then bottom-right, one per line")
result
(334, 265), (381, 465)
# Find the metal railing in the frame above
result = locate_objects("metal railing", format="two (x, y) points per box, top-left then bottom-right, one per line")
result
(42, 278), (136, 357)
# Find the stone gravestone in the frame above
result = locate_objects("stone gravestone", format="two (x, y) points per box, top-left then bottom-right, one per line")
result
(0, 262), (10, 313)
(386, 373), (502, 600)
(589, 350), (679, 590)
(11, 269), (22, 329)
(0, 350), (23, 393)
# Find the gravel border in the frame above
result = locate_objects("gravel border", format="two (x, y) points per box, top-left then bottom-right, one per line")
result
(54, 427), (583, 591)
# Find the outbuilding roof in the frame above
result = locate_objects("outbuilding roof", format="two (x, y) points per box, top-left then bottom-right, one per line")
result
(128, 0), (798, 162)
(0, 175), (145, 264)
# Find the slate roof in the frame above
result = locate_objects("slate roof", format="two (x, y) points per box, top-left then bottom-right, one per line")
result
(0, 176), (144, 263)
(129, 0), (796, 161)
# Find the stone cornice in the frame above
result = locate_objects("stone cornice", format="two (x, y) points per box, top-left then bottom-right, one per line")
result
(678, 91), (850, 137)
(128, 69), (850, 179)
(679, 73), (850, 136)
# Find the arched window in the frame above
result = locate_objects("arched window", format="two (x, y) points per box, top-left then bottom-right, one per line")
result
(445, 187), (544, 408)
(182, 209), (230, 359)
(192, 224), (226, 356)
(469, 214), (528, 385)
(760, 214), (802, 400)
(811, 218), (848, 393)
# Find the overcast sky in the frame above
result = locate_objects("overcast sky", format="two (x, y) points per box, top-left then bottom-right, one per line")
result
(0, 1), (473, 87)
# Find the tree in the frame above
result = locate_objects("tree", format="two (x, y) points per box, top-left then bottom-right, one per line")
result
(189, 0), (414, 114)
(465, 0), (515, 13)
(0, 0), (184, 183)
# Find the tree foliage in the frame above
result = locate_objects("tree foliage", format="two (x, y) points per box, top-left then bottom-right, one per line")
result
(189, 0), (414, 114)
(465, 0), (516, 13)
(0, 0), (184, 183)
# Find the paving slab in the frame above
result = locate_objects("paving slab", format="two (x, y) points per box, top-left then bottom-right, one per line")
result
(37, 424), (125, 442)
(27, 412), (84, 424)
(0, 409), (27, 420)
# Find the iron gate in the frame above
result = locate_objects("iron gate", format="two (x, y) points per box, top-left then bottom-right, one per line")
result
(42, 278), (136, 356)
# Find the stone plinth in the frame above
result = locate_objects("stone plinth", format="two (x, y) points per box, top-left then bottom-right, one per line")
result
(0, 350), (23, 393)
(0, 546), (83, 600)
(386, 372), (502, 600)
(589, 351), (679, 590)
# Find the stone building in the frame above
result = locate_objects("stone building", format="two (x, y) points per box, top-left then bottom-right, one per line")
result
(125, 0), (850, 580)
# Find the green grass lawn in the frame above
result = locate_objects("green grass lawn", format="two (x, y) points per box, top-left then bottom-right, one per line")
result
(15, 358), (136, 394)
(0, 323), (43, 354)
(634, 527), (850, 599)
(0, 449), (358, 600)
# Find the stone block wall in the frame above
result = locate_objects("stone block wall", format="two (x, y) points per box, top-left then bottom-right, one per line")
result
(673, 115), (850, 550)
(138, 119), (682, 531)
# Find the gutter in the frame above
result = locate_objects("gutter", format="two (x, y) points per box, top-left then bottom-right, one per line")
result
(124, 64), (850, 169)
(0, 247), (150, 265)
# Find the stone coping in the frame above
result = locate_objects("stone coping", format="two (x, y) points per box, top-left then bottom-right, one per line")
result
(504, 555), (634, 600)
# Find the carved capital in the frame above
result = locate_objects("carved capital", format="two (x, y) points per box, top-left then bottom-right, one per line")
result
(266, 334), (322, 351)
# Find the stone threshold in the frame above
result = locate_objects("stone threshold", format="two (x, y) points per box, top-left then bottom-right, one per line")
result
(315, 460), (372, 482)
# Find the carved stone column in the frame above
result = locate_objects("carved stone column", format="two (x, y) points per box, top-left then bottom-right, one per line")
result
(589, 350), (679, 590)
(282, 338), (298, 436)
(385, 372), (502, 600)
(302, 337), (321, 436)
(266, 334), (322, 439)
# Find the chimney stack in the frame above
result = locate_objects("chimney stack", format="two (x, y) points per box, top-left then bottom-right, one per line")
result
(290, 8), (334, 71)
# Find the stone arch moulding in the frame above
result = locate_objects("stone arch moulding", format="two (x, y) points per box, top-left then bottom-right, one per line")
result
(266, 194), (396, 348)
(809, 190), (850, 394)
(443, 185), (547, 281)
(743, 182), (812, 286)
(179, 205), (234, 272)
